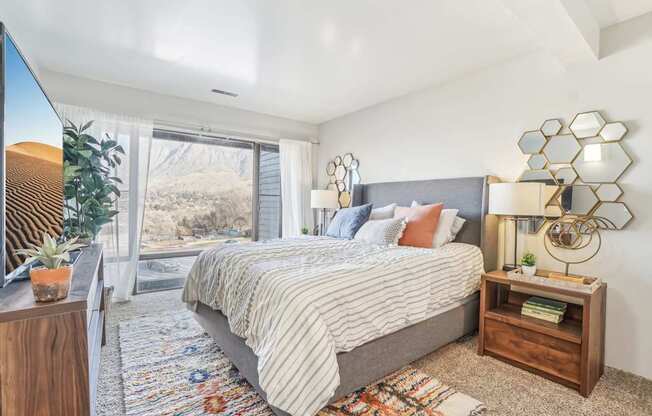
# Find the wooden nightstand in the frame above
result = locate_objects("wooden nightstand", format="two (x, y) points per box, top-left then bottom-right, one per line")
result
(478, 270), (606, 397)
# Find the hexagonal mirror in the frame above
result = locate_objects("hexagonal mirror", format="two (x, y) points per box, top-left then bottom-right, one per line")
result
(570, 111), (606, 138)
(540, 119), (562, 136)
(542, 134), (581, 164)
(593, 202), (632, 229)
(518, 130), (547, 154)
(334, 155), (342, 166)
(554, 167), (578, 185)
(527, 154), (547, 170)
(599, 122), (627, 142)
(558, 185), (599, 215)
(334, 165), (346, 181)
(519, 169), (556, 184)
(572, 142), (632, 183)
(342, 153), (354, 167)
(350, 159), (359, 169)
(326, 161), (336, 175)
(339, 191), (351, 208)
(336, 181), (346, 192)
(596, 183), (623, 202)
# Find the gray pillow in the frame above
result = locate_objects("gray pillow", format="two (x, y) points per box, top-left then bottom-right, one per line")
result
(326, 204), (373, 239)
(354, 218), (407, 245)
(369, 203), (397, 220)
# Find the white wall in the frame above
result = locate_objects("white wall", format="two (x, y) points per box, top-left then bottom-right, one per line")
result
(39, 70), (318, 142)
(318, 18), (652, 379)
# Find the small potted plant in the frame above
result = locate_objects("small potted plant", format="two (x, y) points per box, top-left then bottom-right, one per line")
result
(301, 227), (310, 235)
(16, 234), (84, 302)
(521, 252), (537, 276)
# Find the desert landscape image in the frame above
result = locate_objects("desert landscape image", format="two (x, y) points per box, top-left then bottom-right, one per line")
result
(4, 141), (63, 273)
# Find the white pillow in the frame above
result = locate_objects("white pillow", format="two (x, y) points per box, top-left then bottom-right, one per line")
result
(449, 216), (466, 242)
(369, 203), (397, 220)
(354, 218), (406, 245)
(411, 200), (458, 248)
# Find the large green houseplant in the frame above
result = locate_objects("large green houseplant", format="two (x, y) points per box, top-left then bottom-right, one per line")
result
(63, 121), (125, 240)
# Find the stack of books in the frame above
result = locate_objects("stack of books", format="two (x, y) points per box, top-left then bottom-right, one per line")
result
(521, 296), (567, 324)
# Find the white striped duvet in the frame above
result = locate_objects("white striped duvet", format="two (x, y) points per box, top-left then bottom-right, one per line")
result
(182, 236), (483, 416)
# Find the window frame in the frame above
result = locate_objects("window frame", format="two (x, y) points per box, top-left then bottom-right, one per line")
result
(134, 128), (280, 292)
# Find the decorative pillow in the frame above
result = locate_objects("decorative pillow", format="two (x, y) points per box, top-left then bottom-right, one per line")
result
(354, 218), (407, 245)
(394, 203), (443, 248)
(449, 216), (466, 242)
(369, 203), (397, 220)
(326, 203), (373, 239)
(411, 201), (458, 248)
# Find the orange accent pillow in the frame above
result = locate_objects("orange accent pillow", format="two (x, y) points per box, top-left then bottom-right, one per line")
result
(394, 203), (443, 248)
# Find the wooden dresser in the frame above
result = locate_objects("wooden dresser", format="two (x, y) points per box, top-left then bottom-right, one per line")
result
(478, 270), (606, 397)
(0, 244), (105, 416)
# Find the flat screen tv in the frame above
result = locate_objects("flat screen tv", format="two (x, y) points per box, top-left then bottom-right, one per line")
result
(1, 23), (64, 287)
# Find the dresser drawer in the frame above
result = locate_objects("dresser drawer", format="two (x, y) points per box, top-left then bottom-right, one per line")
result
(484, 318), (581, 384)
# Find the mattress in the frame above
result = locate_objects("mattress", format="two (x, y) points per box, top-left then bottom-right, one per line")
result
(182, 237), (484, 416)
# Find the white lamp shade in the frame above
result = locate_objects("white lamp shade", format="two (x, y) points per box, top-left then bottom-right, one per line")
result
(488, 183), (546, 216)
(311, 190), (339, 209)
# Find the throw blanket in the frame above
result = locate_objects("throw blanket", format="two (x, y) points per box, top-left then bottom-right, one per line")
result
(182, 237), (483, 416)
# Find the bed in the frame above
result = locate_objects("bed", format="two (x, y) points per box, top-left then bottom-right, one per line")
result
(183, 176), (499, 416)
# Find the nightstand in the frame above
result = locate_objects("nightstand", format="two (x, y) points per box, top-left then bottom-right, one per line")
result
(478, 270), (606, 397)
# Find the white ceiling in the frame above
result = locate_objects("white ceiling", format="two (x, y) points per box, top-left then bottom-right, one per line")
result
(0, 0), (539, 124)
(586, 0), (652, 28)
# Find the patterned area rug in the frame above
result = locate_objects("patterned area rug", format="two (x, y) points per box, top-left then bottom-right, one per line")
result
(119, 312), (486, 416)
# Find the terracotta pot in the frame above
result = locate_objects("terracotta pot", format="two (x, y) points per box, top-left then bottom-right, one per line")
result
(29, 265), (73, 302)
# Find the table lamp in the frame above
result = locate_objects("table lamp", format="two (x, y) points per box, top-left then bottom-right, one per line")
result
(311, 190), (339, 235)
(489, 182), (546, 270)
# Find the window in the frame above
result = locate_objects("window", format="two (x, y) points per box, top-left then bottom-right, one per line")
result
(135, 129), (281, 293)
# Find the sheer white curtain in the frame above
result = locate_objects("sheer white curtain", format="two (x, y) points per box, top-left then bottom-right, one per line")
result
(279, 139), (314, 237)
(56, 103), (153, 301)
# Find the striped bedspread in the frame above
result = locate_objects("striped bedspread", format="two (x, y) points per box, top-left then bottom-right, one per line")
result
(182, 237), (483, 416)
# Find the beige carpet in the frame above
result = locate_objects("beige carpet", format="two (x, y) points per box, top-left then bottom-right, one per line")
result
(99, 289), (652, 416)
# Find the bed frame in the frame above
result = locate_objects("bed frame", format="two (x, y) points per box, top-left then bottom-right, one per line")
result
(189, 175), (499, 415)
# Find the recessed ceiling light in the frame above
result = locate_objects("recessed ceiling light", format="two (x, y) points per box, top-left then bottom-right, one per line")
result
(211, 88), (238, 98)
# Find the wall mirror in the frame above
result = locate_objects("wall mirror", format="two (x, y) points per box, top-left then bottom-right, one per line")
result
(554, 167), (577, 185)
(327, 153), (361, 208)
(518, 130), (547, 154)
(593, 202), (632, 229)
(596, 183), (622, 202)
(543, 134), (581, 164)
(541, 119), (562, 136)
(572, 142), (632, 183)
(570, 111), (606, 138)
(527, 154), (547, 170)
(558, 185), (599, 215)
(599, 122), (627, 142)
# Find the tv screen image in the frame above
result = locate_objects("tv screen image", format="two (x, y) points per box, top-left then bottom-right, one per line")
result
(1, 24), (64, 283)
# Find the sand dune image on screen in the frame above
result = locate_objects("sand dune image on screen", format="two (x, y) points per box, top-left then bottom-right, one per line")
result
(5, 141), (63, 273)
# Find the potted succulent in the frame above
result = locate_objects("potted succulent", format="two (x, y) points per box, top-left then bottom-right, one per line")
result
(521, 252), (537, 276)
(16, 233), (84, 302)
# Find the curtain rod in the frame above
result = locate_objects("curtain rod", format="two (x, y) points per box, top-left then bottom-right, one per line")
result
(153, 119), (319, 146)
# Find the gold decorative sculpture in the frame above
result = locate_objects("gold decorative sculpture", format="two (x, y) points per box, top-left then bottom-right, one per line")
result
(544, 216), (615, 276)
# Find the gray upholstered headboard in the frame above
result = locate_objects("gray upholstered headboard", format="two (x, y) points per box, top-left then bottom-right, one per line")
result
(352, 176), (499, 271)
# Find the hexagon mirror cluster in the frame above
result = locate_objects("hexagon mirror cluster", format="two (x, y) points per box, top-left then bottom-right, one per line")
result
(326, 153), (360, 208)
(516, 111), (633, 229)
